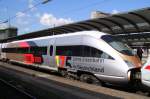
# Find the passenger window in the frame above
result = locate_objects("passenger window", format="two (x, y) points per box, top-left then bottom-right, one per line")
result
(73, 46), (82, 56)
(101, 52), (114, 60)
(56, 45), (113, 59)
(30, 47), (47, 55)
(83, 46), (103, 57)
(30, 47), (35, 54)
(83, 46), (113, 59)
(83, 46), (91, 57)
(91, 47), (103, 57)
(56, 46), (65, 55)
(56, 46), (82, 56)
(50, 46), (53, 56)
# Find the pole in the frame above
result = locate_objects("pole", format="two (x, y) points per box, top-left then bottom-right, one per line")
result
(6, 7), (11, 28)
(42, 0), (52, 4)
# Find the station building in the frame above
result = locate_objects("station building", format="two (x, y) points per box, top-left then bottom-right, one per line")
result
(0, 27), (18, 40)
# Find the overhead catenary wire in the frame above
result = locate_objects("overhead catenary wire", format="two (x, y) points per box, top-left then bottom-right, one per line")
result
(0, 0), (112, 34)
(17, 0), (112, 33)
(1, 0), (111, 24)
(0, 0), (51, 24)
(60, 0), (112, 17)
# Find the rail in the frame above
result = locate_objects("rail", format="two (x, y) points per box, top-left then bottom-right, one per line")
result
(0, 78), (36, 99)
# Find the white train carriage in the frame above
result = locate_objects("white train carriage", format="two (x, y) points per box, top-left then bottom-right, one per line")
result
(0, 31), (142, 85)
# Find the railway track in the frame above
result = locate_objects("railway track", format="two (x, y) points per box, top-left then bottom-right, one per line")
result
(0, 61), (150, 99)
(9, 61), (150, 96)
(0, 78), (36, 99)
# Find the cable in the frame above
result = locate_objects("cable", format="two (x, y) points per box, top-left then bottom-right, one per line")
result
(60, 0), (112, 16)
(11, 2), (42, 20)
(0, 0), (51, 24)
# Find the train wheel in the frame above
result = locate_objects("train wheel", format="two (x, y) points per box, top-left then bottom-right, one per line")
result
(59, 69), (68, 77)
(80, 74), (100, 85)
(6, 59), (10, 63)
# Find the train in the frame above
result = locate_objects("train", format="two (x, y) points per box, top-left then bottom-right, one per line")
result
(0, 30), (142, 86)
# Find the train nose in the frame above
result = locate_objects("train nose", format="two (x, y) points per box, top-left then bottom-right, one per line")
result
(127, 68), (141, 83)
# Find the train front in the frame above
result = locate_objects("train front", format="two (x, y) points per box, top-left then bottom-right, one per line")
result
(101, 35), (142, 85)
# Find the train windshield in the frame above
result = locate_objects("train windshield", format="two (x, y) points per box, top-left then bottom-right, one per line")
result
(101, 35), (134, 56)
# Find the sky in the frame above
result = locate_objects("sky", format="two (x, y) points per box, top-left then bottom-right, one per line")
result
(0, 0), (150, 35)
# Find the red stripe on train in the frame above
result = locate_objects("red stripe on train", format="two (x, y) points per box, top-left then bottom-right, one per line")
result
(19, 42), (30, 48)
(24, 54), (34, 64)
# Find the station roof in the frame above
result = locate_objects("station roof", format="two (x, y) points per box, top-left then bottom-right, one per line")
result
(1, 7), (150, 43)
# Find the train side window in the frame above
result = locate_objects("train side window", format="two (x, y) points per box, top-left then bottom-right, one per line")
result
(50, 45), (53, 56)
(83, 46), (91, 57)
(72, 46), (82, 56)
(17, 48), (21, 53)
(14, 48), (17, 53)
(30, 46), (47, 55)
(2, 48), (6, 52)
(38, 47), (47, 55)
(83, 46), (113, 59)
(2, 48), (8, 52)
(2, 48), (5, 52)
(42, 47), (47, 55)
(56, 46), (82, 56)
(101, 52), (114, 60)
(30, 47), (35, 54)
(56, 46), (72, 56)
(91, 47), (103, 57)
(56, 46), (63, 55)
(2, 48), (17, 53)
(2, 48), (7, 52)
(83, 46), (103, 57)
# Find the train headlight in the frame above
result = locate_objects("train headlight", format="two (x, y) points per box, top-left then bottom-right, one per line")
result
(125, 60), (134, 67)
(127, 70), (131, 81)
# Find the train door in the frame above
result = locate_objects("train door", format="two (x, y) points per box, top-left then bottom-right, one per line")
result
(47, 39), (56, 70)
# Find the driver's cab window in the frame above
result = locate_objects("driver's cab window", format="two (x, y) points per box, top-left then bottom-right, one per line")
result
(83, 46), (114, 59)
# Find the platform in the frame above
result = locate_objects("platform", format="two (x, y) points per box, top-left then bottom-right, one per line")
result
(0, 62), (149, 99)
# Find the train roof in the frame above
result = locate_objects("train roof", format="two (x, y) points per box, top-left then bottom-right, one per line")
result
(10, 31), (107, 43)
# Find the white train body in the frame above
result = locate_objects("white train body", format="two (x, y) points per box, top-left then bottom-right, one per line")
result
(0, 31), (142, 85)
